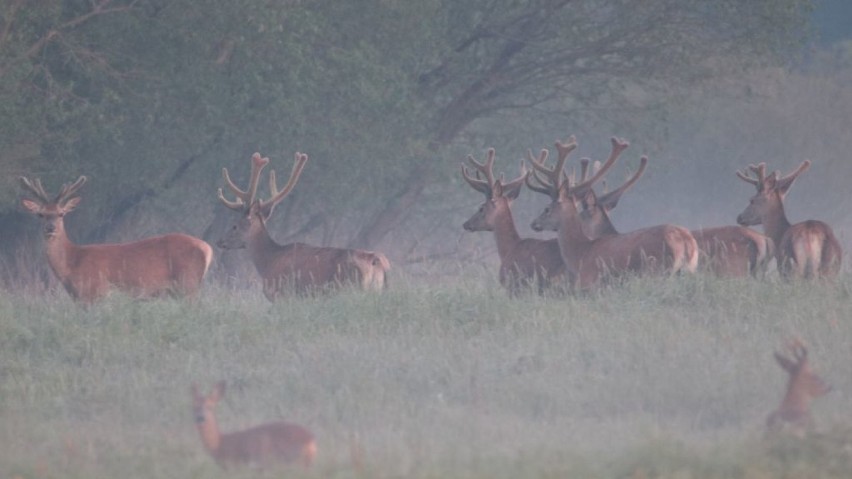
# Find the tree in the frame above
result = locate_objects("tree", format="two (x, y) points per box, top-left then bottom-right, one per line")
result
(1, 0), (814, 286)
(348, 0), (814, 247)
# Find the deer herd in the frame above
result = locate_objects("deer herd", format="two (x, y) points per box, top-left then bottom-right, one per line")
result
(16, 134), (842, 467)
(463, 134), (842, 293)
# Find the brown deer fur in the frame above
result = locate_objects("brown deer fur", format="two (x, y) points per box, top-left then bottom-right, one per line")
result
(571, 155), (771, 278)
(217, 152), (390, 300)
(528, 137), (697, 290)
(736, 161), (842, 279)
(19, 176), (212, 303)
(461, 148), (567, 294)
(191, 382), (316, 468)
(766, 338), (831, 436)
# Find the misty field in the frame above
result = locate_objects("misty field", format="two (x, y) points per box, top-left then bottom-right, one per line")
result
(2, 268), (852, 479)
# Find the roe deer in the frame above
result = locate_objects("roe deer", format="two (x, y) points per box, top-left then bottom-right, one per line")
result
(527, 136), (696, 290)
(570, 153), (771, 278)
(736, 161), (842, 279)
(766, 338), (831, 436)
(19, 176), (212, 303)
(217, 152), (390, 299)
(461, 148), (567, 295)
(191, 381), (316, 469)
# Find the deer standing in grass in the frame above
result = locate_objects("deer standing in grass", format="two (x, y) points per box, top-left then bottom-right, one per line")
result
(527, 136), (697, 290)
(217, 152), (390, 299)
(461, 148), (567, 295)
(191, 381), (316, 469)
(766, 338), (831, 437)
(736, 161), (842, 279)
(570, 151), (773, 278)
(19, 176), (213, 303)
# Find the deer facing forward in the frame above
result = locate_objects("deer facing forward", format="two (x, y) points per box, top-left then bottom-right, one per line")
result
(19, 176), (213, 303)
(766, 338), (831, 437)
(191, 381), (316, 469)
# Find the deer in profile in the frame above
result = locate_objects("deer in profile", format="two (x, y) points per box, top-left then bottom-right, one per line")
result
(191, 381), (316, 469)
(19, 176), (213, 304)
(736, 161), (842, 279)
(569, 152), (772, 278)
(217, 152), (390, 300)
(527, 136), (697, 290)
(766, 338), (831, 437)
(461, 148), (567, 295)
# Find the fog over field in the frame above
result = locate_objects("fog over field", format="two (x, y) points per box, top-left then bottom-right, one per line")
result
(1, 1), (852, 478)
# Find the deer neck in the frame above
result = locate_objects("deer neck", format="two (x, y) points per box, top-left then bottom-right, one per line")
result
(245, 220), (283, 275)
(42, 221), (77, 282)
(760, 202), (792, 248)
(585, 209), (619, 239)
(492, 208), (522, 263)
(556, 206), (593, 272)
(196, 414), (222, 455)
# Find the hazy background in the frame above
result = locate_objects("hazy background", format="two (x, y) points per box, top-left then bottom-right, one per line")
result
(3, 4), (852, 477)
(1, 0), (850, 288)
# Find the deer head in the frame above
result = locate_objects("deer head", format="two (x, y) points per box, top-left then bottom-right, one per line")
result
(217, 152), (308, 249)
(191, 381), (225, 427)
(735, 160), (810, 227)
(576, 153), (648, 239)
(461, 148), (528, 232)
(767, 337), (831, 434)
(528, 136), (625, 232)
(19, 176), (87, 240)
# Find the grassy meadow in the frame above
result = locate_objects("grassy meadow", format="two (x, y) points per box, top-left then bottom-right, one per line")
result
(2, 266), (852, 478)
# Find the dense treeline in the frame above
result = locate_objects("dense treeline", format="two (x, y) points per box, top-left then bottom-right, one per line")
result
(4, 0), (847, 289)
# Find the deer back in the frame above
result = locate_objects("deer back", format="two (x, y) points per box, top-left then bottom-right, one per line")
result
(692, 226), (774, 277)
(192, 382), (316, 468)
(20, 176), (212, 302)
(778, 220), (842, 279)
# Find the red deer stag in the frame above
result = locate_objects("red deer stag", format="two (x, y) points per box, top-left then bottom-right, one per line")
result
(19, 176), (213, 303)
(217, 152), (390, 299)
(766, 338), (831, 437)
(527, 136), (697, 291)
(736, 161), (842, 279)
(571, 153), (772, 277)
(192, 381), (316, 469)
(461, 148), (567, 295)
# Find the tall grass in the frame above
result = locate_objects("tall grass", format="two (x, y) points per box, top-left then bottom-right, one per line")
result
(2, 269), (851, 478)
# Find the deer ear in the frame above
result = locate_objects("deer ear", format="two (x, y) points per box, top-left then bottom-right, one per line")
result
(251, 201), (273, 220)
(596, 189), (622, 212)
(774, 352), (796, 373)
(762, 172), (778, 193)
(504, 183), (522, 201)
(21, 198), (42, 214)
(62, 196), (81, 212)
(578, 188), (597, 209)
